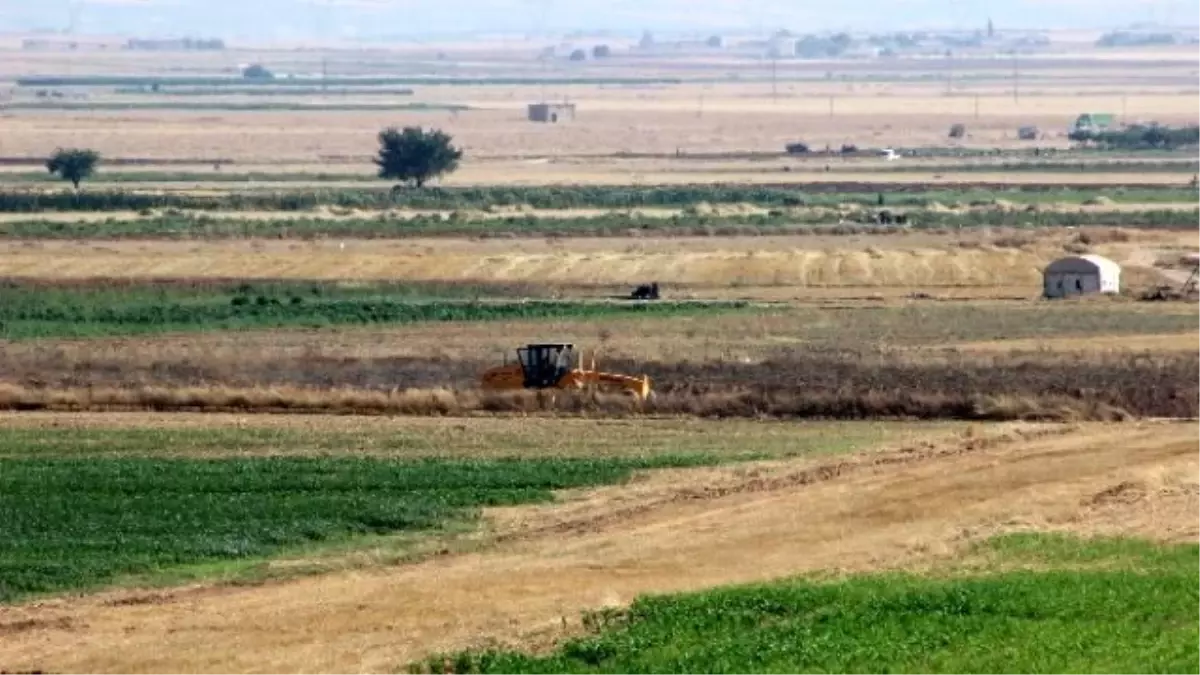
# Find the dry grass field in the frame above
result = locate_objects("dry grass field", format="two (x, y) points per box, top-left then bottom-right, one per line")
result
(2, 39), (1196, 184)
(0, 227), (1191, 289)
(0, 34), (1197, 674)
(2, 98), (1196, 175)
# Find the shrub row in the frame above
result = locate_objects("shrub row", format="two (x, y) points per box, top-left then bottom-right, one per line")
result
(1, 208), (1194, 240)
(0, 185), (1192, 213)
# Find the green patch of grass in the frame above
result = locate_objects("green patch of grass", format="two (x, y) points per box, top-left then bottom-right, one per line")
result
(425, 534), (1200, 674)
(969, 531), (1200, 571)
(0, 453), (712, 603)
(0, 280), (751, 340)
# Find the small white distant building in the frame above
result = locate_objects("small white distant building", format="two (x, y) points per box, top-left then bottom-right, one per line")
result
(1043, 254), (1121, 299)
(767, 36), (799, 58)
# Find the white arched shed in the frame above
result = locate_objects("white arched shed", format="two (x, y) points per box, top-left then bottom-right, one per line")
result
(1043, 254), (1120, 299)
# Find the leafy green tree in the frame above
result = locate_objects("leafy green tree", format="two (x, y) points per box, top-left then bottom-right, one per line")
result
(373, 126), (462, 188)
(46, 148), (100, 189)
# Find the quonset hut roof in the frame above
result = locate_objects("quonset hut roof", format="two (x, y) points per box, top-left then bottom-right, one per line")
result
(1043, 254), (1121, 275)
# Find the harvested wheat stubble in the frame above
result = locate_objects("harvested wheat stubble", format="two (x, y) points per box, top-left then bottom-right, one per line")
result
(0, 243), (1130, 288)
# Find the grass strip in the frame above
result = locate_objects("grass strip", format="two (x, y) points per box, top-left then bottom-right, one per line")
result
(422, 533), (1199, 674)
(1, 208), (1196, 241)
(0, 185), (1193, 213)
(0, 281), (750, 340)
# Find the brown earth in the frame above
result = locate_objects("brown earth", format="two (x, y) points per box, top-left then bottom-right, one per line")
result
(1, 420), (1195, 674)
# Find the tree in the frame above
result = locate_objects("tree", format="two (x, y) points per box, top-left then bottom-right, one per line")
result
(373, 126), (462, 188)
(592, 44), (611, 58)
(46, 148), (99, 189)
(242, 63), (274, 80)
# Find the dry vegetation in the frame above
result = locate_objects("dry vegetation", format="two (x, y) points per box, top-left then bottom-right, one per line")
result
(0, 36), (1197, 674)
(2, 39), (1197, 187)
(0, 298), (1193, 421)
(0, 227), (1192, 291)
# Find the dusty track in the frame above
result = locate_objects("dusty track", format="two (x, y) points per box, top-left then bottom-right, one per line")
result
(1, 420), (1196, 674)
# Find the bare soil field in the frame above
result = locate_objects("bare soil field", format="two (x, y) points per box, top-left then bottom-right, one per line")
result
(3, 100), (1197, 170)
(1, 419), (1194, 674)
(3, 45), (1195, 184)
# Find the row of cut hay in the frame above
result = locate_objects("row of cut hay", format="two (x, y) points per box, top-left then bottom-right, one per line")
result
(0, 383), (1142, 422)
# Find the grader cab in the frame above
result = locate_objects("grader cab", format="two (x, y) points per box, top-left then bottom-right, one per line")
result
(480, 342), (652, 400)
(517, 343), (578, 389)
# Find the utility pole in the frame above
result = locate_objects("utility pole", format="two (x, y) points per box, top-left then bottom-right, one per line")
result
(1012, 52), (1020, 104)
(945, 50), (953, 95)
(540, 51), (548, 103)
(770, 55), (778, 103)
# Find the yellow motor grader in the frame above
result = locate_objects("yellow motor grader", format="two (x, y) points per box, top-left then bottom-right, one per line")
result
(479, 343), (652, 401)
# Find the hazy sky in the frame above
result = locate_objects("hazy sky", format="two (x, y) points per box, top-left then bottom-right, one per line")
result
(2, 0), (1196, 40)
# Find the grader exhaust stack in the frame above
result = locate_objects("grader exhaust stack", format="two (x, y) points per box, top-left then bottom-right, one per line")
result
(479, 343), (652, 400)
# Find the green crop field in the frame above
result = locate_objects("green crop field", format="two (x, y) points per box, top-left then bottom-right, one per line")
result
(0, 280), (750, 340)
(0, 185), (1193, 214)
(0, 419), (911, 603)
(0, 453), (710, 602)
(425, 534), (1200, 674)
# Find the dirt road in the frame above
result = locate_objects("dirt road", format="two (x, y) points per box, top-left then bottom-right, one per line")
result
(1, 421), (1196, 674)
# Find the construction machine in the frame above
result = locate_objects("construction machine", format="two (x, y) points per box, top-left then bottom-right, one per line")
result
(479, 343), (652, 400)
